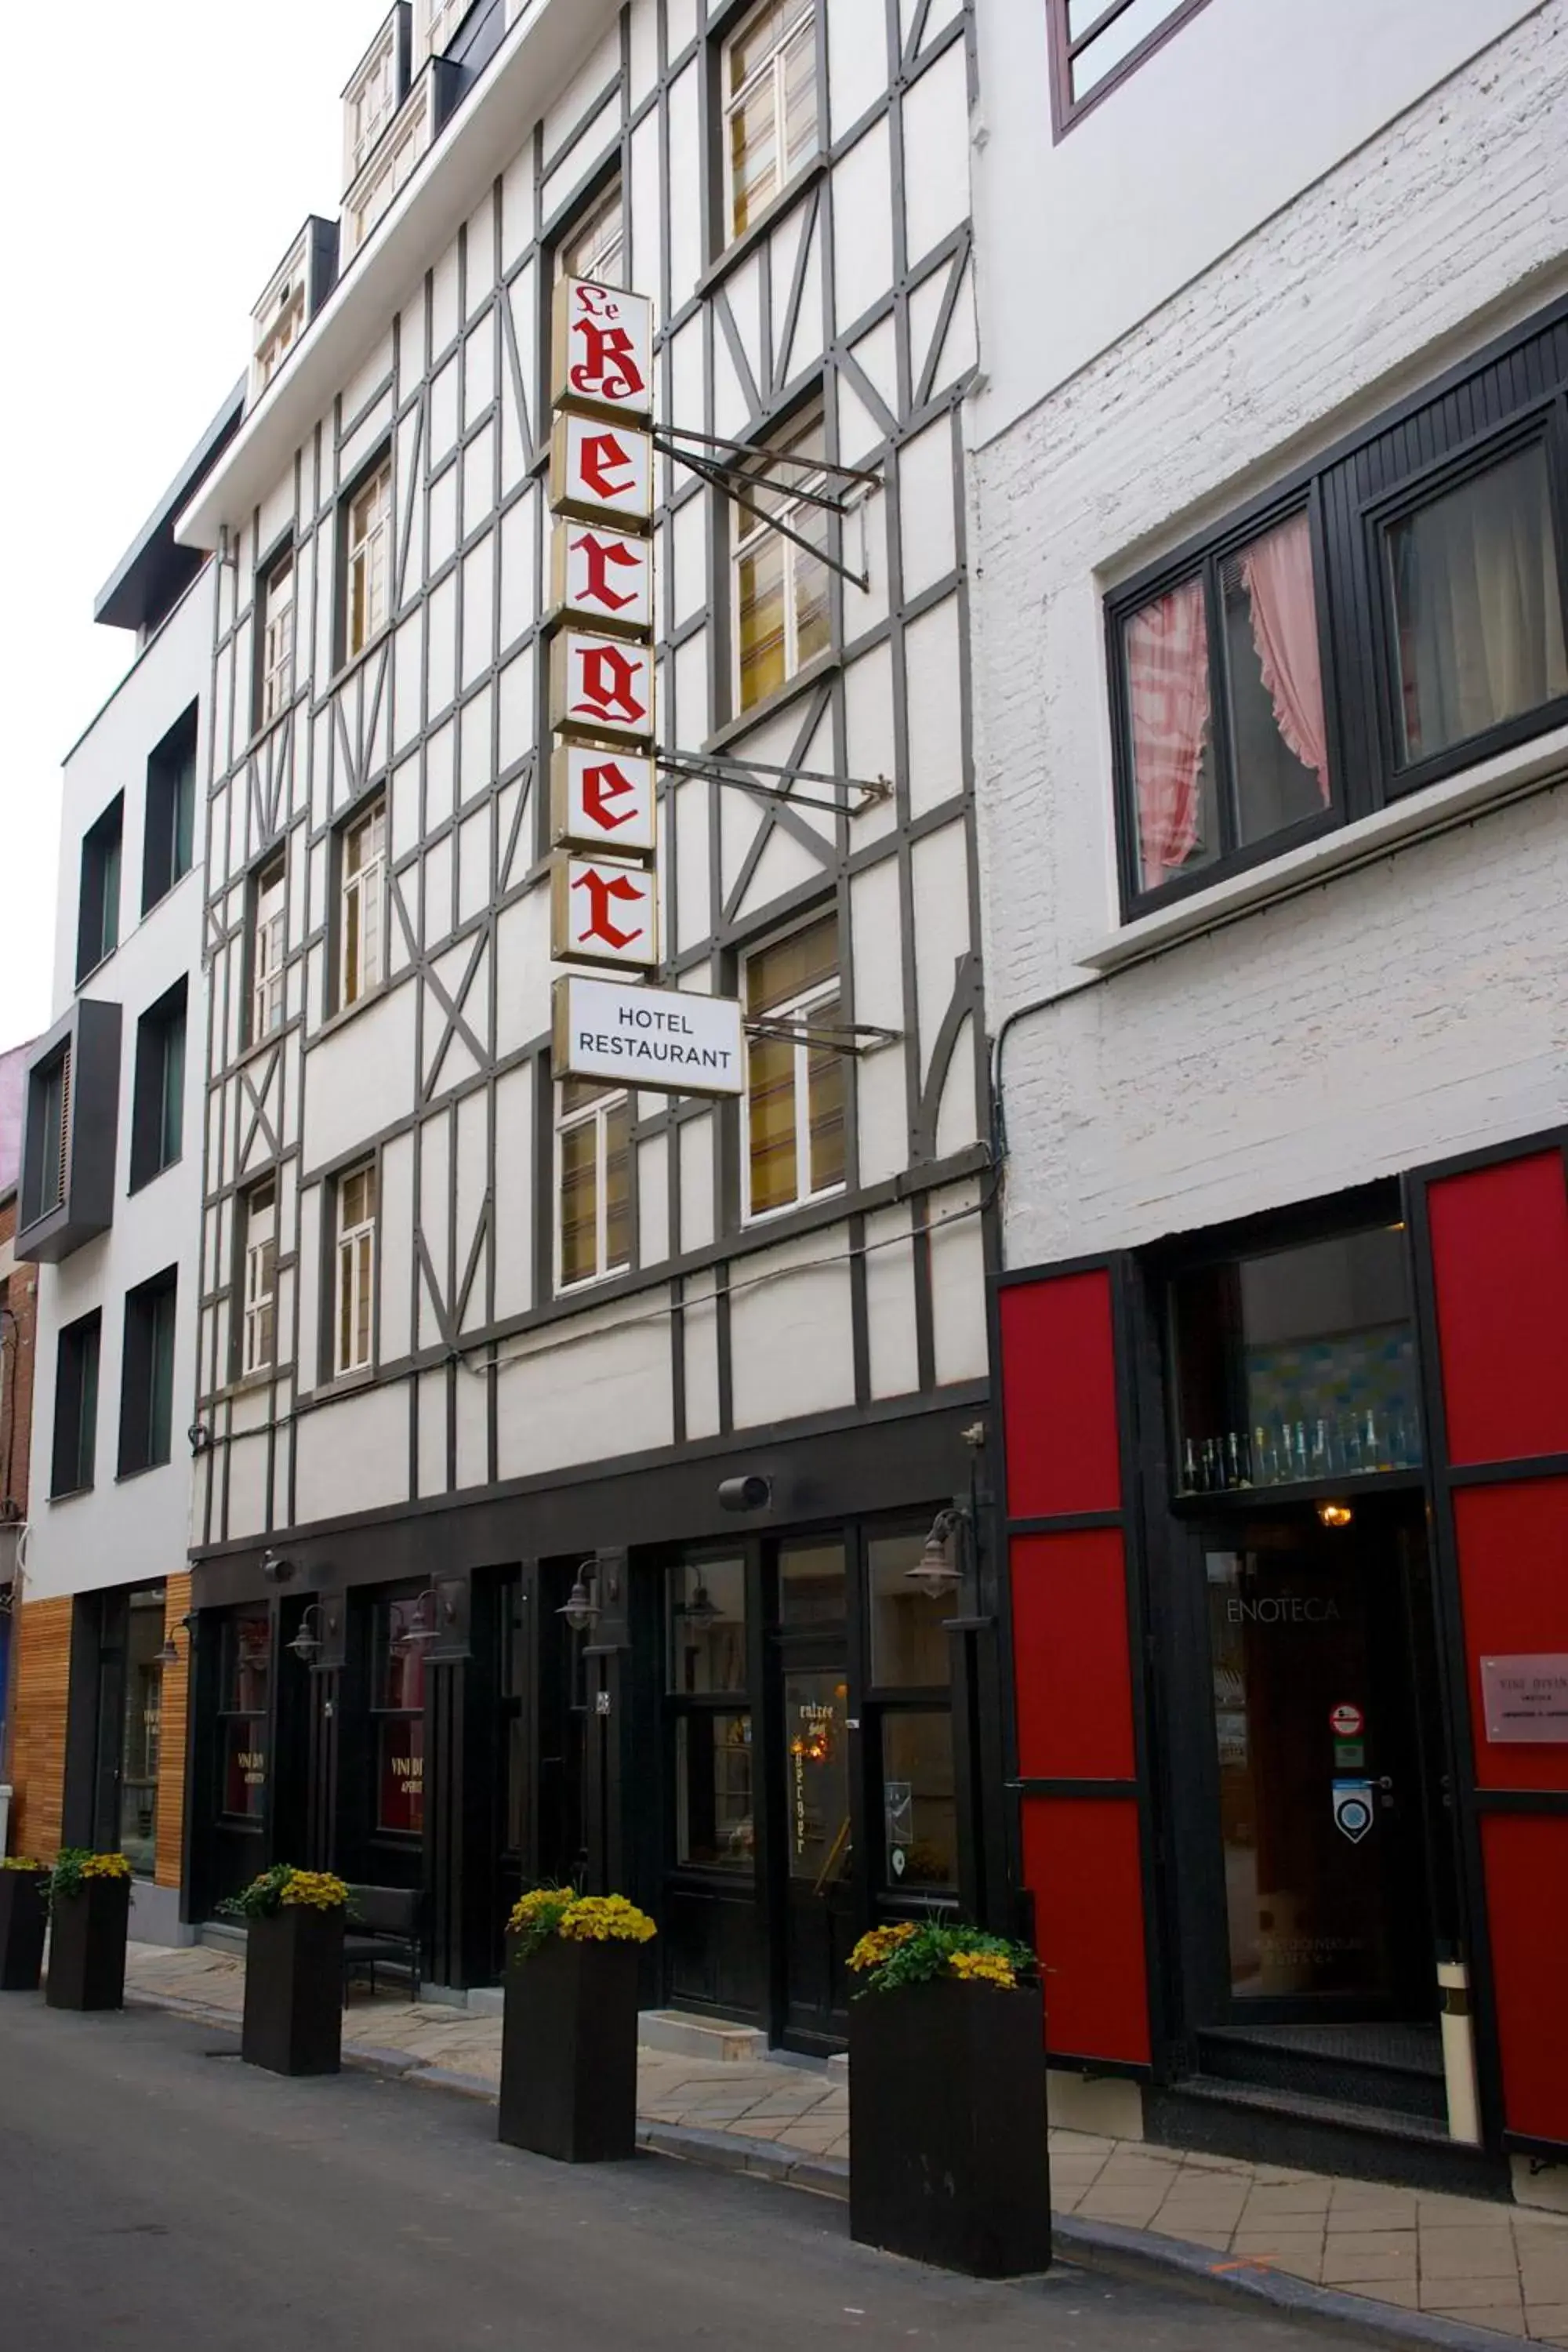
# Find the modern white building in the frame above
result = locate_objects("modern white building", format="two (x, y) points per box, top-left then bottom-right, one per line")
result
(11, 394), (241, 1940)
(971, 0), (1568, 2191)
(175, 0), (993, 2039)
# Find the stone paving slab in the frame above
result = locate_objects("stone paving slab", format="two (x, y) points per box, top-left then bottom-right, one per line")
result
(122, 1942), (1568, 2345)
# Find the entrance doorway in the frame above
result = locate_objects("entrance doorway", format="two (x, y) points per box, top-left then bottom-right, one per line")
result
(1178, 1493), (1456, 2120)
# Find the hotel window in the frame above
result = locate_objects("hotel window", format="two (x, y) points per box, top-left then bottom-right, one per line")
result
(742, 912), (844, 1218)
(142, 704), (197, 911)
(338, 797), (387, 1009)
(129, 978), (186, 1192)
(333, 1161), (377, 1377)
(346, 93), (429, 256)
(557, 176), (626, 289)
(415, 0), (468, 64)
(557, 1077), (631, 1290)
(250, 854), (287, 1043)
(241, 1179), (278, 1378)
(220, 1610), (270, 1821)
(1047, 0), (1214, 134)
(50, 1309), (100, 1497)
(667, 1558), (753, 1875)
(343, 454), (393, 661)
(733, 402), (831, 713)
(118, 1267), (178, 1477)
(254, 276), (306, 394)
(724, 0), (818, 244)
(77, 794), (123, 982)
(256, 546), (296, 731)
(373, 1595), (426, 1838)
(345, 27), (400, 183)
(1109, 308), (1568, 918)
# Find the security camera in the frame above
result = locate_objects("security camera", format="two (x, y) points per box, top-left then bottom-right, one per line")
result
(260, 1549), (296, 1584)
(717, 1475), (771, 1512)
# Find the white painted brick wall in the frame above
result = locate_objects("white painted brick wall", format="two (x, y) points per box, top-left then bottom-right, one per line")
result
(970, 2), (1568, 1268)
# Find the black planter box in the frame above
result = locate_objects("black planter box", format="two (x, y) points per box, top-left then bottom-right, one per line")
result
(499, 1936), (639, 2163)
(241, 1908), (346, 2076)
(0, 1871), (49, 1991)
(45, 1876), (131, 2012)
(849, 1979), (1053, 2278)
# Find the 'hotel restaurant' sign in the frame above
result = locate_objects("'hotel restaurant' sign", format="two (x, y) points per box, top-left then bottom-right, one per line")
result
(543, 273), (744, 1098)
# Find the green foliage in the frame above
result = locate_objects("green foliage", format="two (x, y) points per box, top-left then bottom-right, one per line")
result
(847, 1917), (1040, 1997)
(219, 1865), (294, 1922)
(48, 1849), (132, 1902)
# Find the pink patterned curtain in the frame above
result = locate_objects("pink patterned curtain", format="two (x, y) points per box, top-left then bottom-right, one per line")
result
(1241, 513), (1330, 803)
(1127, 579), (1210, 889)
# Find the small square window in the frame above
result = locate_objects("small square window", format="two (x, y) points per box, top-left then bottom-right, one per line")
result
(732, 402), (831, 713)
(556, 1076), (631, 1288)
(742, 913), (844, 1218)
(1047, 0), (1214, 134)
(724, 0), (818, 245)
(1385, 441), (1568, 770)
(118, 1269), (178, 1477)
(129, 978), (186, 1192)
(142, 705), (197, 913)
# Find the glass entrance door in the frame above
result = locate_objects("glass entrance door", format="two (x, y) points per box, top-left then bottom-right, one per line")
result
(1198, 1498), (1438, 2018)
(775, 1538), (855, 2050)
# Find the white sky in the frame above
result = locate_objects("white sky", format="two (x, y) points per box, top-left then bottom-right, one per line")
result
(0, 0), (383, 1049)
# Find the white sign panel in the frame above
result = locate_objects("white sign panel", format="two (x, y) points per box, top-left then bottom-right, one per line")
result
(550, 628), (655, 743)
(550, 855), (658, 969)
(550, 520), (653, 635)
(550, 745), (655, 858)
(553, 975), (745, 1095)
(550, 277), (655, 420)
(1480, 1655), (1568, 1744)
(549, 412), (653, 528)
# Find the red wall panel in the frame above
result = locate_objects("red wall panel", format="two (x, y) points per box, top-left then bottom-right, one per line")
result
(1011, 1529), (1137, 1782)
(999, 1271), (1123, 1519)
(1453, 1481), (1568, 1793)
(1479, 1813), (1568, 2144)
(1428, 1153), (1568, 1467)
(1022, 1796), (1151, 2065)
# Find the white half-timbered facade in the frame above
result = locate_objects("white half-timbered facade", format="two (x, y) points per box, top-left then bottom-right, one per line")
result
(177, 0), (990, 2034)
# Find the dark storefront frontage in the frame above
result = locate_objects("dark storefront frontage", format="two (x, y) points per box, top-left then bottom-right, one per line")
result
(996, 1133), (1568, 2185)
(184, 1396), (1007, 2047)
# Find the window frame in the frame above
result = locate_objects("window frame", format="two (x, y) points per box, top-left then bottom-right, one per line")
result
(118, 1267), (179, 1480)
(336, 794), (387, 1013)
(338, 448), (394, 668)
(371, 1589), (428, 1841)
(254, 541), (297, 736)
(554, 1076), (633, 1294)
(1046, 0), (1216, 140)
(332, 1160), (378, 1380)
(142, 704), (198, 913)
(554, 172), (626, 290)
(1105, 306), (1568, 923)
(729, 397), (833, 720)
(217, 1608), (271, 1824)
(249, 850), (288, 1047)
(718, 0), (822, 253)
(21, 1044), (71, 1231)
(129, 977), (187, 1194)
(50, 1308), (101, 1499)
(76, 793), (123, 984)
(739, 907), (847, 1225)
(665, 1550), (757, 1882)
(240, 1178), (279, 1381)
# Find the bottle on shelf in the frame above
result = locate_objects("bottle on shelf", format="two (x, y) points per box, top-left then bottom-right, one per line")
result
(1182, 1438), (1200, 1493)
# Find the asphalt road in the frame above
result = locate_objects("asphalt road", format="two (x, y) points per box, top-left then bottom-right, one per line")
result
(0, 1997), (1371, 2351)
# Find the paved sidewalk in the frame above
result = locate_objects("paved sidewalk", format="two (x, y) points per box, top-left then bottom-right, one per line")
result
(124, 1943), (1568, 2345)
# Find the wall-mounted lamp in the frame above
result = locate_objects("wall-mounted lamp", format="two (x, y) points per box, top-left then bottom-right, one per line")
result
(187, 1420), (212, 1457)
(906, 1507), (966, 1602)
(287, 1602), (339, 1664)
(558, 1559), (601, 1635)
(157, 1613), (197, 1668)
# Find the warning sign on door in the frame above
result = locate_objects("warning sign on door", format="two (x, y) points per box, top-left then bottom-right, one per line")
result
(1329, 1702), (1365, 1738)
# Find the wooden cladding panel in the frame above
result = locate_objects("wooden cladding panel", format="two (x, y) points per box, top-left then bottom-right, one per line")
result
(155, 1573), (193, 1889)
(9, 1598), (74, 1859)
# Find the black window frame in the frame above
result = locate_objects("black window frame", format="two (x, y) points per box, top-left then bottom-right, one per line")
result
(666, 1550), (756, 1882)
(51, 1309), (101, 1498)
(141, 702), (198, 913)
(1106, 296), (1568, 922)
(371, 1588), (429, 1842)
(251, 536), (298, 739)
(217, 1606), (272, 1825)
(1046, 0), (1215, 140)
(118, 1266), (179, 1479)
(76, 793), (124, 983)
(128, 977), (187, 1194)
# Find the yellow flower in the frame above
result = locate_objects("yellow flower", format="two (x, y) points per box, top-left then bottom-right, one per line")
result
(847, 1922), (919, 1973)
(1, 1858), (45, 1874)
(947, 1949), (1018, 1989)
(558, 1894), (656, 1944)
(82, 1853), (133, 1882)
(280, 1870), (349, 1911)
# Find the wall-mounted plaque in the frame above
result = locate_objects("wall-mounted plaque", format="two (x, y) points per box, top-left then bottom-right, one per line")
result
(1479, 1654), (1568, 1744)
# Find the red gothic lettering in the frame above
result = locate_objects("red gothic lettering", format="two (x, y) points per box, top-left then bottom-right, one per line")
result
(572, 532), (642, 615)
(569, 319), (647, 405)
(578, 430), (639, 502)
(581, 760), (639, 832)
(572, 642), (648, 728)
(572, 866), (648, 950)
